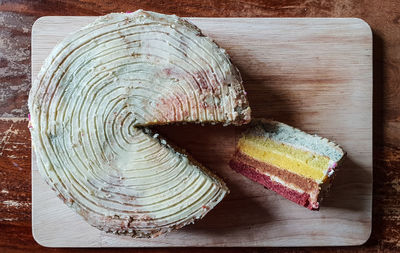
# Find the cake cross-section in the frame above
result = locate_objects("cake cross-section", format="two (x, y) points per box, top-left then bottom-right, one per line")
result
(229, 119), (345, 210)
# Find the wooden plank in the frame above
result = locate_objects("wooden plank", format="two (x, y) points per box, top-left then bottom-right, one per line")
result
(31, 16), (372, 247)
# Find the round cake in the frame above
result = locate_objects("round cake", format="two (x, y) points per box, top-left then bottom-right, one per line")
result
(29, 10), (251, 237)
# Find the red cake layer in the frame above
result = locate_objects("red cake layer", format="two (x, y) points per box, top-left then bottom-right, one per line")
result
(233, 151), (319, 193)
(229, 159), (318, 210)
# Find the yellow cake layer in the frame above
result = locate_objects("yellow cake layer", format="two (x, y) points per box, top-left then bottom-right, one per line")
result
(238, 136), (330, 182)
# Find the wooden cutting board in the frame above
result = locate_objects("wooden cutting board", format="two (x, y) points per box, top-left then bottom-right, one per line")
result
(31, 16), (372, 247)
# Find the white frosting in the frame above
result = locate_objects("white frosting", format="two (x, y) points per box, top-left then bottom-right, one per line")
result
(29, 10), (251, 237)
(249, 119), (345, 162)
(267, 173), (305, 194)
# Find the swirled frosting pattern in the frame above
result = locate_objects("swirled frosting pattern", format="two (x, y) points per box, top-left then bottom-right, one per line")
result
(29, 10), (250, 237)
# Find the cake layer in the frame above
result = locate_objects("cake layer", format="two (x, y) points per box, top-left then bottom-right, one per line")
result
(238, 136), (330, 183)
(233, 151), (319, 194)
(229, 159), (316, 210)
(247, 119), (344, 162)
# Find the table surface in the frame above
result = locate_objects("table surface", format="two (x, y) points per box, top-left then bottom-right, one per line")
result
(0, 0), (398, 252)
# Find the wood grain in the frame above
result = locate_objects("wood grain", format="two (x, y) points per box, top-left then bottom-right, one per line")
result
(31, 16), (372, 247)
(0, 0), (399, 252)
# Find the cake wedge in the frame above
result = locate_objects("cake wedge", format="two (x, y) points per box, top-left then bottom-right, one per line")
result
(229, 119), (346, 210)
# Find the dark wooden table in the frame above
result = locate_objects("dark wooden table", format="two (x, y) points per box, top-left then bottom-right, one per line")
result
(0, 0), (399, 252)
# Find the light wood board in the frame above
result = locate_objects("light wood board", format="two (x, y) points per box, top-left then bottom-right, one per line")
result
(31, 16), (372, 247)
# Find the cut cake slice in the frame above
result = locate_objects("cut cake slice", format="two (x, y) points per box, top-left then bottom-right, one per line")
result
(229, 119), (346, 210)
